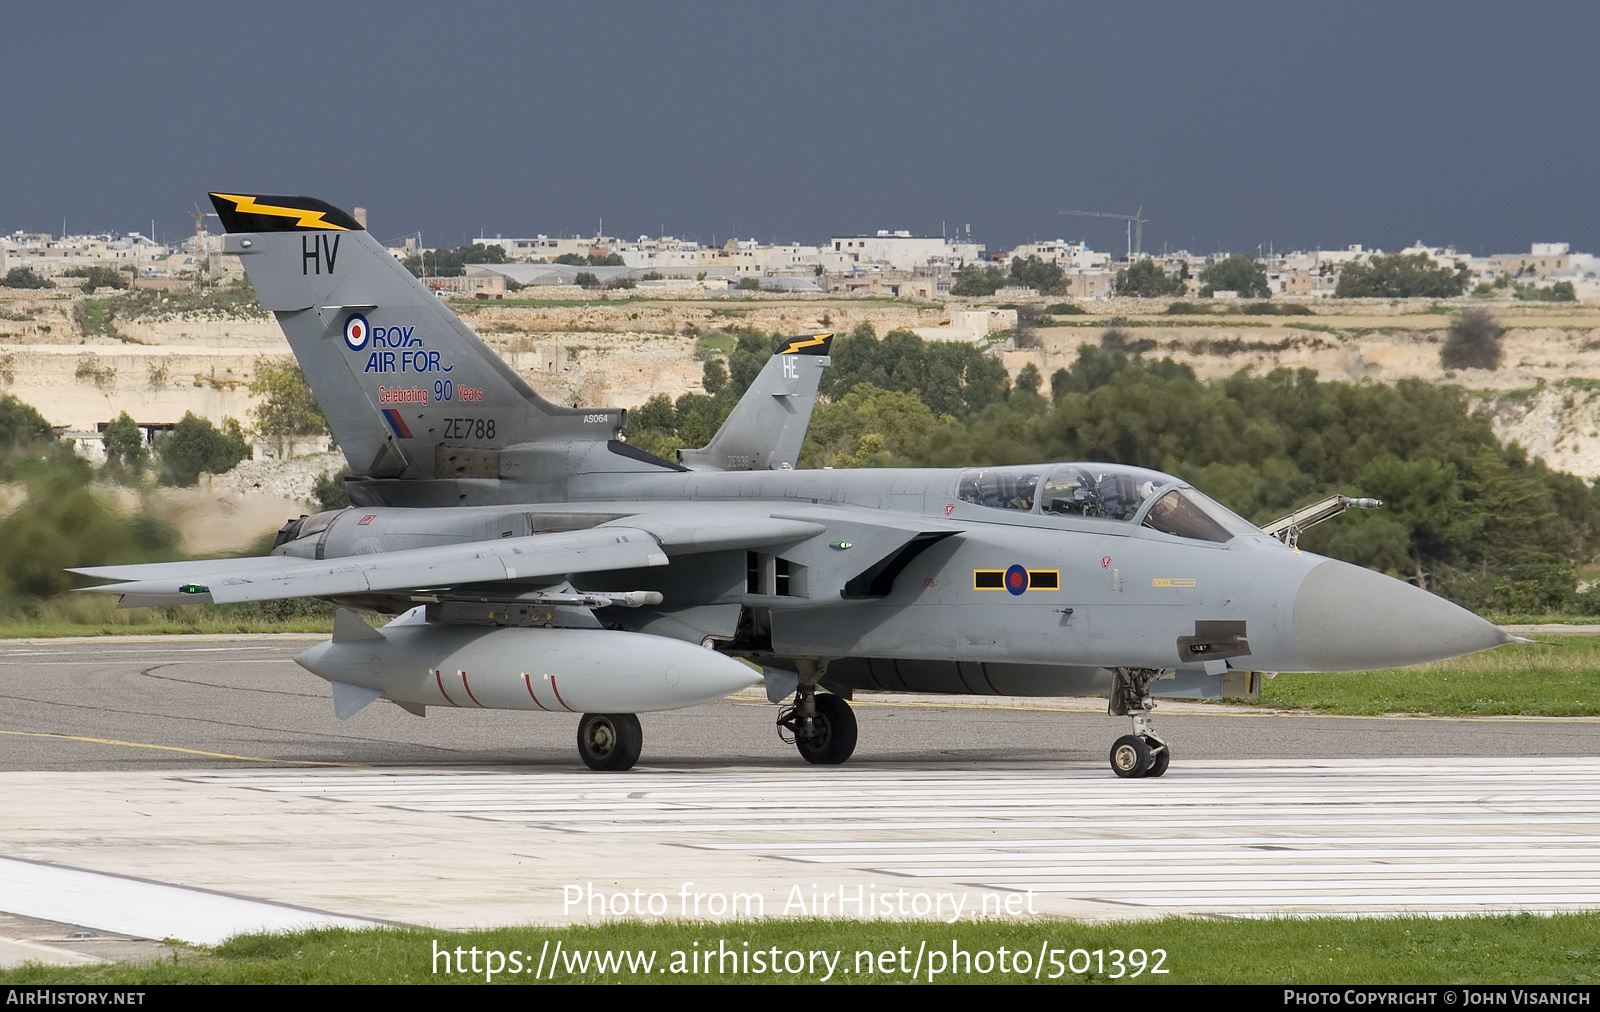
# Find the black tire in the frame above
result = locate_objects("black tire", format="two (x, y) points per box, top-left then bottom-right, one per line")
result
(577, 712), (642, 771)
(1146, 742), (1170, 778)
(1109, 734), (1152, 778)
(796, 693), (857, 765)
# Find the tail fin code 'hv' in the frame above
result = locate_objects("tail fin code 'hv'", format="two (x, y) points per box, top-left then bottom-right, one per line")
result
(211, 192), (832, 484)
(211, 192), (625, 482)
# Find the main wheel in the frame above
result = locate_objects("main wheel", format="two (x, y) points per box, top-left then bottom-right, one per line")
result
(1109, 734), (1152, 778)
(577, 712), (642, 771)
(796, 693), (857, 765)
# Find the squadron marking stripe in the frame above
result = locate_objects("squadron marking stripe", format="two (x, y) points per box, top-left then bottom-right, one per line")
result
(382, 409), (414, 440)
(211, 193), (351, 231)
(778, 333), (831, 354)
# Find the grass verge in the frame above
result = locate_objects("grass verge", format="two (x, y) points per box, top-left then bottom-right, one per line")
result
(4, 914), (1597, 984)
(1226, 635), (1600, 716)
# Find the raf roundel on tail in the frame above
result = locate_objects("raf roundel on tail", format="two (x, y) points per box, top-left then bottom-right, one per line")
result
(71, 192), (1516, 776)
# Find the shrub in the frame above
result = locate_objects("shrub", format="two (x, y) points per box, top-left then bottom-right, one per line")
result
(155, 412), (251, 486)
(3, 266), (53, 289)
(1440, 308), (1504, 371)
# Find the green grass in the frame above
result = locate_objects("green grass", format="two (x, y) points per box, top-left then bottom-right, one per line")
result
(1228, 635), (1600, 716)
(696, 333), (735, 357)
(0, 617), (333, 638)
(0, 594), (340, 638)
(5, 914), (1597, 984)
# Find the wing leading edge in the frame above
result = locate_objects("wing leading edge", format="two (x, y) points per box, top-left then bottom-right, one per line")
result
(72, 515), (831, 607)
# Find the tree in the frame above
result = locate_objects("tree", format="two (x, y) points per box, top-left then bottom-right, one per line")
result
(1198, 254), (1270, 298)
(1009, 255), (1065, 295)
(313, 467), (351, 511)
(1334, 253), (1471, 298)
(64, 266), (130, 292)
(1515, 281), (1576, 302)
(1115, 258), (1187, 297)
(1440, 308), (1504, 371)
(101, 412), (147, 472)
(702, 359), (729, 395)
(552, 253), (588, 266)
(155, 413), (251, 486)
(402, 243), (507, 278)
(574, 271), (599, 288)
(950, 264), (1006, 297)
(0, 394), (55, 447)
(0, 459), (178, 603)
(249, 357), (329, 453)
(2, 266), (53, 289)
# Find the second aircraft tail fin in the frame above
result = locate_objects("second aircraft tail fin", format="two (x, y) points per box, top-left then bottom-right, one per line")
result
(678, 333), (832, 471)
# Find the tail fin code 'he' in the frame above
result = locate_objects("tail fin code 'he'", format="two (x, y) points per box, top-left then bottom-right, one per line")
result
(210, 192), (624, 482)
(677, 333), (832, 471)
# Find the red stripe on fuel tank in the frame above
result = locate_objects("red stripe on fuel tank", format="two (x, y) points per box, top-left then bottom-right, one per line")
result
(433, 669), (460, 707)
(521, 672), (551, 712)
(458, 670), (485, 708)
(549, 677), (576, 712)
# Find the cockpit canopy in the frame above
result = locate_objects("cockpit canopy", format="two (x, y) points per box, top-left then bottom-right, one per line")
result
(956, 463), (1261, 543)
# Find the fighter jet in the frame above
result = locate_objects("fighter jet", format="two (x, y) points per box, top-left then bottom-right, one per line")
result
(72, 193), (1515, 777)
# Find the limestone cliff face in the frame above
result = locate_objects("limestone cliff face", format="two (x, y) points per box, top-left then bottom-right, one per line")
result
(8, 290), (1600, 478)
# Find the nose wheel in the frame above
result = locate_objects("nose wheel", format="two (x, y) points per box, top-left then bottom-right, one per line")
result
(1107, 666), (1171, 778)
(1110, 734), (1170, 778)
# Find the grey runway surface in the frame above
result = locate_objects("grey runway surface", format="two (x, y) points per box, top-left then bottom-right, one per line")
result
(2, 637), (1597, 770)
(2, 636), (1598, 961)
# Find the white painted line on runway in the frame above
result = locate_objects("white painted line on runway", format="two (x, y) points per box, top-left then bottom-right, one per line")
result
(185, 758), (1600, 916)
(0, 857), (385, 946)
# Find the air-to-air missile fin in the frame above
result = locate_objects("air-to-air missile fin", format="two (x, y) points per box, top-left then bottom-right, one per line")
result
(331, 680), (385, 720)
(332, 607), (385, 643)
(678, 333), (833, 472)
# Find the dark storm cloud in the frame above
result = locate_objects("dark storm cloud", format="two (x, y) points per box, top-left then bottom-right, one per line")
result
(2, 1), (1595, 255)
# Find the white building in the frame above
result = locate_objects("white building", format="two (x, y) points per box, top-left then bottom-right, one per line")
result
(828, 231), (983, 272)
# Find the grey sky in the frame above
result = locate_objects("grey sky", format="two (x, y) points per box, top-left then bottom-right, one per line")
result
(3, 2), (1595, 257)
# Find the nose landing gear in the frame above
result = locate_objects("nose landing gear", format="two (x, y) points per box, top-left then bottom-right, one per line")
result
(1108, 667), (1170, 778)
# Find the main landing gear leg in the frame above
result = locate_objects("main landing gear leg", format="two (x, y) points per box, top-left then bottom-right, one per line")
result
(776, 662), (857, 765)
(1107, 667), (1170, 779)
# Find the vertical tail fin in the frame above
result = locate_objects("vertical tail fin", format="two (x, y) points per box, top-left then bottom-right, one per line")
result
(678, 333), (831, 471)
(210, 193), (624, 481)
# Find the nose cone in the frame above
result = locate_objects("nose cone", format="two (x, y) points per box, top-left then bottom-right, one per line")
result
(294, 640), (332, 678)
(1292, 559), (1512, 671)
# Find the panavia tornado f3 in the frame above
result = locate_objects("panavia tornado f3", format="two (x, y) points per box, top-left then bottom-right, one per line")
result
(73, 193), (1515, 777)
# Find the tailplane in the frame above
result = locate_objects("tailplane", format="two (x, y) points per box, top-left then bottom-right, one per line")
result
(211, 192), (623, 482)
(678, 333), (831, 471)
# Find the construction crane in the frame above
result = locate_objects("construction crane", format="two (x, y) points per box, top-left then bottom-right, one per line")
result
(1060, 207), (1148, 260)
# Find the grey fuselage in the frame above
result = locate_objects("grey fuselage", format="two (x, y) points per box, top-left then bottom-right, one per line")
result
(281, 457), (1504, 701)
